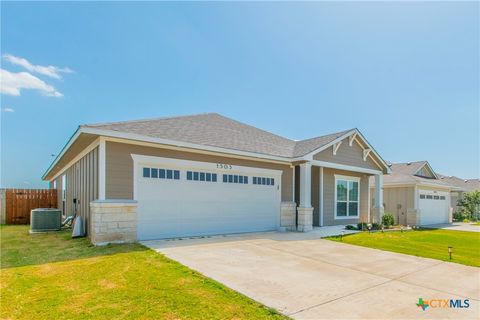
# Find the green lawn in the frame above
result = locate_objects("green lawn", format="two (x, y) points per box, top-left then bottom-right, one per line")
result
(1, 225), (287, 320)
(328, 229), (480, 267)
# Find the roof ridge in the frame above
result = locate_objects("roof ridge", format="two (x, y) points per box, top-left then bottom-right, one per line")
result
(211, 115), (295, 144)
(83, 112), (219, 127)
(295, 128), (356, 144)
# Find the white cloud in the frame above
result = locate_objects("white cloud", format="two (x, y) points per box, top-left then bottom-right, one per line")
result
(1, 107), (15, 112)
(3, 54), (73, 79)
(0, 68), (63, 97)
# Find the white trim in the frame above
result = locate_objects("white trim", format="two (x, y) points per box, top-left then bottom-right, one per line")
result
(300, 129), (391, 174)
(374, 182), (452, 191)
(363, 149), (371, 161)
(298, 162), (312, 208)
(414, 162), (439, 179)
(332, 141), (342, 155)
(320, 166), (324, 226)
(49, 137), (100, 181)
(414, 185), (419, 209)
(131, 154), (283, 176)
(292, 165), (296, 203)
(334, 174), (361, 182)
(302, 130), (356, 159)
(349, 133), (357, 146)
(334, 174), (360, 219)
(42, 127), (82, 180)
(98, 138), (106, 200)
(311, 160), (382, 175)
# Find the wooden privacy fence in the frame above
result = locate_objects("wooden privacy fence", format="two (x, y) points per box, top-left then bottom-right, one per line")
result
(1, 189), (58, 225)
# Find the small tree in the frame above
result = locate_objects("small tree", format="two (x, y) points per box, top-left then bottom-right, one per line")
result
(382, 213), (395, 228)
(457, 191), (480, 221)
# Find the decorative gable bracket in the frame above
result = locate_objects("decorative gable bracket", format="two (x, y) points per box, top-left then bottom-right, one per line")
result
(363, 148), (371, 161)
(333, 141), (342, 155)
(349, 133), (357, 146)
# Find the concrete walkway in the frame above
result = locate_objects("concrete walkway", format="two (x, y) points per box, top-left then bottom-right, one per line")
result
(144, 232), (479, 320)
(424, 222), (480, 233)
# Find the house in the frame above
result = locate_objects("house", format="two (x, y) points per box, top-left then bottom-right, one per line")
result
(43, 113), (390, 244)
(369, 161), (452, 226)
(437, 175), (480, 213)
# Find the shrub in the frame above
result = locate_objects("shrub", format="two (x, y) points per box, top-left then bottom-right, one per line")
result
(371, 223), (382, 230)
(357, 222), (368, 231)
(453, 211), (467, 222)
(382, 213), (395, 228)
(345, 225), (357, 230)
(463, 218), (471, 223)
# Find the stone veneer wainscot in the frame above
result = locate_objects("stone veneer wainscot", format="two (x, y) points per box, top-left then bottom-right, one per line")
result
(90, 200), (137, 245)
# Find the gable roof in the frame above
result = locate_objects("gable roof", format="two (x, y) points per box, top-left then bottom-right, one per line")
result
(388, 161), (437, 178)
(84, 113), (359, 159)
(44, 113), (391, 180)
(380, 161), (450, 188)
(437, 174), (480, 192)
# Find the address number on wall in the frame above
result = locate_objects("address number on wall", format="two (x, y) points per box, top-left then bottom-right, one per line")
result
(216, 163), (233, 170)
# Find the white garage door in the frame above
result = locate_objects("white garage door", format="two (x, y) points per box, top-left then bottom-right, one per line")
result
(418, 189), (450, 225)
(133, 155), (282, 240)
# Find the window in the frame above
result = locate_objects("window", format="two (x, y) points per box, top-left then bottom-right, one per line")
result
(434, 195), (440, 200)
(420, 194), (426, 199)
(426, 195), (433, 199)
(335, 176), (359, 218)
(440, 196), (446, 200)
(252, 176), (274, 186)
(187, 171), (217, 183)
(143, 167), (150, 178)
(144, 167), (180, 180)
(222, 174), (248, 184)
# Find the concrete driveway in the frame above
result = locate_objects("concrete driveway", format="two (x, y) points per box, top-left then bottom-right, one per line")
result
(144, 232), (479, 320)
(425, 222), (480, 233)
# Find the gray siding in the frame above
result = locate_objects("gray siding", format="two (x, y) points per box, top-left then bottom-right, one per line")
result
(316, 168), (370, 226)
(313, 137), (380, 171)
(60, 147), (99, 233)
(105, 142), (294, 202)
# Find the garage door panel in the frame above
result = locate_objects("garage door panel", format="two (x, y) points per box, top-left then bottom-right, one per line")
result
(135, 156), (281, 240)
(418, 189), (449, 225)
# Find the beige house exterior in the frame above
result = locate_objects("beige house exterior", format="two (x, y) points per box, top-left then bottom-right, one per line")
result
(370, 161), (452, 226)
(43, 113), (390, 244)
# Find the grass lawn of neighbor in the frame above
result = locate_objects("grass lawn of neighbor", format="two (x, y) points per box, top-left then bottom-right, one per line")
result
(1, 225), (287, 320)
(328, 228), (480, 267)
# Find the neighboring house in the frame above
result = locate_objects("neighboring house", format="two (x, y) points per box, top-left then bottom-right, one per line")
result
(437, 175), (480, 212)
(369, 161), (452, 226)
(43, 113), (390, 244)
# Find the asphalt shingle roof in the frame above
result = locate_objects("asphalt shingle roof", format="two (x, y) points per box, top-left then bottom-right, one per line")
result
(437, 174), (480, 192)
(376, 161), (451, 188)
(84, 113), (354, 158)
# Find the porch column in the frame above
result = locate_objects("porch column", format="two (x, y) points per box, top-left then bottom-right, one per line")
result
(297, 162), (314, 232)
(373, 174), (384, 223)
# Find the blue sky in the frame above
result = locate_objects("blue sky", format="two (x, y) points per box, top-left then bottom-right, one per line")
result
(1, 2), (479, 188)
